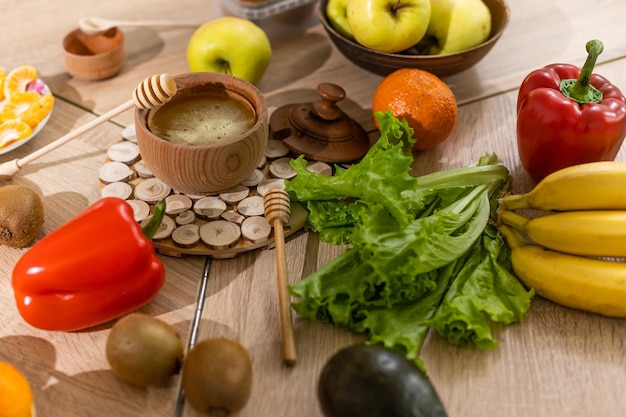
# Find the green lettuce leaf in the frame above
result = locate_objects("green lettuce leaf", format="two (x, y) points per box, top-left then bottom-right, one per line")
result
(286, 111), (533, 367)
(430, 225), (534, 349)
(287, 112), (423, 227)
(301, 199), (361, 244)
(290, 187), (491, 318)
(353, 259), (463, 370)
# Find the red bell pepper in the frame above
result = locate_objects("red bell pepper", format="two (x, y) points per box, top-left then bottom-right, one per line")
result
(516, 39), (626, 182)
(11, 197), (166, 331)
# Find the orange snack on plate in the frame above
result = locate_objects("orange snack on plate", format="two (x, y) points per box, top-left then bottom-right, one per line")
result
(3, 65), (38, 99)
(0, 119), (33, 149)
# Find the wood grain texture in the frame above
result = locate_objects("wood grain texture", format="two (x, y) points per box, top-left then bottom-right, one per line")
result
(0, 101), (205, 417)
(1, 1), (626, 417)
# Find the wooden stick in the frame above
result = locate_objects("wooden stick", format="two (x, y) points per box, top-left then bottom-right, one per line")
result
(263, 189), (297, 366)
(0, 73), (177, 180)
(79, 17), (204, 36)
(0, 100), (133, 180)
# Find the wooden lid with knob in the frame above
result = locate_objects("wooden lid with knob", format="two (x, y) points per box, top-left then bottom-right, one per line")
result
(269, 83), (370, 163)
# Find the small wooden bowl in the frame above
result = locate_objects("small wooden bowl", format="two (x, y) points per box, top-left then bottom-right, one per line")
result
(135, 72), (269, 195)
(319, 0), (509, 78)
(62, 27), (126, 80)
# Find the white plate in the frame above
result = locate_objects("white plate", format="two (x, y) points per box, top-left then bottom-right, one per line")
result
(0, 80), (53, 156)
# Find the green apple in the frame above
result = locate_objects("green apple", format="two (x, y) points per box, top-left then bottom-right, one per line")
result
(346, 0), (431, 53)
(186, 17), (272, 85)
(326, 0), (354, 40)
(424, 0), (491, 55)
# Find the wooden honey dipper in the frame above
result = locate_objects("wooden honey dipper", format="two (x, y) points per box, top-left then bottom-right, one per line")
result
(0, 73), (177, 180)
(263, 188), (297, 366)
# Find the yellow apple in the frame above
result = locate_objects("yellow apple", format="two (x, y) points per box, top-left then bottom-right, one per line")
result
(423, 0), (492, 55)
(346, 0), (431, 53)
(326, 0), (354, 40)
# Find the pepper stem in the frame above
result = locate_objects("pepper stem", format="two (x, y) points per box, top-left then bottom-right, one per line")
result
(559, 40), (604, 104)
(142, 198), (166, 240)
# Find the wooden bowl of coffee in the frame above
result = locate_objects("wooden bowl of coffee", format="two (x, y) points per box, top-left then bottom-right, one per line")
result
(135, 72), (268, 195)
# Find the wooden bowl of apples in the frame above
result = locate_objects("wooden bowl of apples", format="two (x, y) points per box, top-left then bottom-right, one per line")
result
(319, 0), (510, 78)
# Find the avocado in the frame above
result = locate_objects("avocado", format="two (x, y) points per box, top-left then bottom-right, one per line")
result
(318, 345), (448, 417)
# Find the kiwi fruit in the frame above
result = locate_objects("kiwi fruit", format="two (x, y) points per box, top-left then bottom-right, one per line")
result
(182, 338), (253, 416)
(106, 313), (184, 387)
(0, 184), (44, 248)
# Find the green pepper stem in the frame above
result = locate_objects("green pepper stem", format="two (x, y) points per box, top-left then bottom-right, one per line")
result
(559, 39), (604, 104)
(142, 198), (166, 240)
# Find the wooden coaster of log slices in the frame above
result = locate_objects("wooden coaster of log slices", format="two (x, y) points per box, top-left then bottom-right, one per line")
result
(98, 125), (328, 259)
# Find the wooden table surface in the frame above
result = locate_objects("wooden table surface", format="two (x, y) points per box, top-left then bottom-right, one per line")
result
(1, 1), (625, 416)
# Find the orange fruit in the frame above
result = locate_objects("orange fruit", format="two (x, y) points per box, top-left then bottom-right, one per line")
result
(0, 120), (33, 149)
(19, 93), (54, 128)
(0, 361), (35, 417)
(1, 92), (42, 123)
(371, 68), (458, 150)
(0, 68), (6, 101)
(4, 65), (38, 99)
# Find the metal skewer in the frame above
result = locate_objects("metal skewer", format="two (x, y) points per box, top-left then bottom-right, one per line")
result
(175, 256), (212, 417)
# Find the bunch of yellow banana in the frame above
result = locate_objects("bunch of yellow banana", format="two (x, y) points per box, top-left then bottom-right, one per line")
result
(497, 161), (626, 318)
